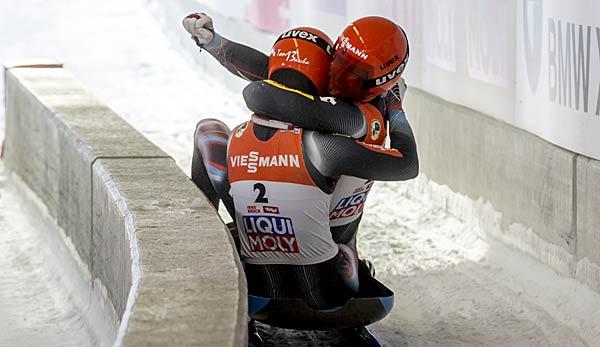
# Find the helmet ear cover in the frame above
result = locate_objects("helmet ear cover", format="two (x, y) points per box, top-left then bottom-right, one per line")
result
(328, 16), (409, 102)
(268, 27), (334, 95)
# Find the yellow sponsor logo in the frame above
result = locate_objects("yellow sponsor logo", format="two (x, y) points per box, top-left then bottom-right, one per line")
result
(371, 119), (382, 141)
(235, 121), (249, 138)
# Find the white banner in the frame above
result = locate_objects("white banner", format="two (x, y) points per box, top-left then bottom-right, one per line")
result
(419, 0), (516, 123)
(466, 0), (512, 87)
(423, 0), (457, 72)
(189, 0), (600, 159)
(516, 0), (600, 159)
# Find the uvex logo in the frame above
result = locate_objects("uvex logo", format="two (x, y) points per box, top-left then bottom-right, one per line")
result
(380, 54), (400, 70)
(279, 30), (332, 54)
(280, 29), (319, 43)
(375, 63), (406, 86)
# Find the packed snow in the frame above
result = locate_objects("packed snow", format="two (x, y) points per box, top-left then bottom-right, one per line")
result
(1, 0), (600, 345)
(0, 161), (113, 346)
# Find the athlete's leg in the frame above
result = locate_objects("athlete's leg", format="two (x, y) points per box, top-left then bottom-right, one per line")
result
(330, 216), (362, 245)
(292, 257), (352, 310)
(191, 118), (231, 211)
(245, 263), (289, 298)
(248, 318), (263, 347)
(246, 260), (352, 310)
(191, 138), (219, 207)
(330, 216), (376, 277)
(334, 244), (360, 293)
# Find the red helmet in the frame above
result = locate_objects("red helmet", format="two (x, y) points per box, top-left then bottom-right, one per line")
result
(328, 16), (409, 102)
(269, 27), (334, 95)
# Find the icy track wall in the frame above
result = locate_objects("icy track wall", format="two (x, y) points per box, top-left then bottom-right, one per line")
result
(150, 0), (600, 294)
(3, 63), (247, 346)
(404, 90), (600, 290)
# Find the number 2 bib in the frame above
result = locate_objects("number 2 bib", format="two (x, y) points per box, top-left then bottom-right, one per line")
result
(228, 121), (337, 265)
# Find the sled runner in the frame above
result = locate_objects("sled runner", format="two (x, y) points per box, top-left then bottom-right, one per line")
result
(248, 261), (393, 330)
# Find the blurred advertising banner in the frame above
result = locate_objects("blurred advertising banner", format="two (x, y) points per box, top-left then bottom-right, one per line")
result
(423, 0), (457, 72)
(419, 0), (516, 123)
(201, 0), (245, 19)
(466, 0), (512, 87)
(286, 0), (347, 38)
(516, 0), (600, 159)
(245, 0), (290, 33)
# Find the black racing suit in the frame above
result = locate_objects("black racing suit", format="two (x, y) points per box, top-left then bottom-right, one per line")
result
(192, 33), (418, 309)
(209, 119), (416, 309)
(192, 119), (416, 309)
(200, 32), (419, 243)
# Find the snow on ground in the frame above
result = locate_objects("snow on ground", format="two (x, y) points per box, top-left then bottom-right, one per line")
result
(0, 0), (248, 170)
(2, 0), (600, 346)
(0, 161), (113, 346)
(362, 180), (600, 346)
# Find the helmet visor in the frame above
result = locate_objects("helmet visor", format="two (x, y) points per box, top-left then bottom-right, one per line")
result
(327, 52), (373, 99)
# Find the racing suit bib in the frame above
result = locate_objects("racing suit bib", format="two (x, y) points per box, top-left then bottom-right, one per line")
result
(329, 103), (387, 227)
(228, 121), (337, 265)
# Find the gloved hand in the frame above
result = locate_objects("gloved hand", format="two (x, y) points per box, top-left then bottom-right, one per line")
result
(182, 13), (214, 47)
(385, 77), (407, 111)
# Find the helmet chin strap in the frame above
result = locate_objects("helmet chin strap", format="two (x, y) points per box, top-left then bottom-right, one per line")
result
(251, 114), (294, 130)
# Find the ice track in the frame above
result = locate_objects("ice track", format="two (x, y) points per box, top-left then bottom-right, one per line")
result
(0, 161), (112, 346)
(1, 0), (600, 345)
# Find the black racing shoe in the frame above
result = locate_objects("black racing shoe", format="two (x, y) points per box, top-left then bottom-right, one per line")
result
(364, 259), (376, 278)
(248, 319), (263, 347)
(340, 326), (381, 347)
(354, 326), (381, 347)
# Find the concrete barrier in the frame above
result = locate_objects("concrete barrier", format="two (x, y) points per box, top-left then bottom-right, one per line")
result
(404, 88), (600, 294)
(404, 89), (576, 274)
(3, 63), (247, 346)
(575, 157), (600, 292)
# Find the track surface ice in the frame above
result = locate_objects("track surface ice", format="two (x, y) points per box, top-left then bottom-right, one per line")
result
(0, 161), (106, 346)
(2, 0), (600, 346)
(256, 323), (375, 347)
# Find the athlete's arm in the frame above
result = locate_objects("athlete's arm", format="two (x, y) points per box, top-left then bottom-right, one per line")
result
(384, 79), (417, 159)
(243, 80), (369, 138)
(202, 33), (269, 81)
(183, 12), (268, 81)
(243, 78), (412, 143)
(303, 112), (419, 181)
